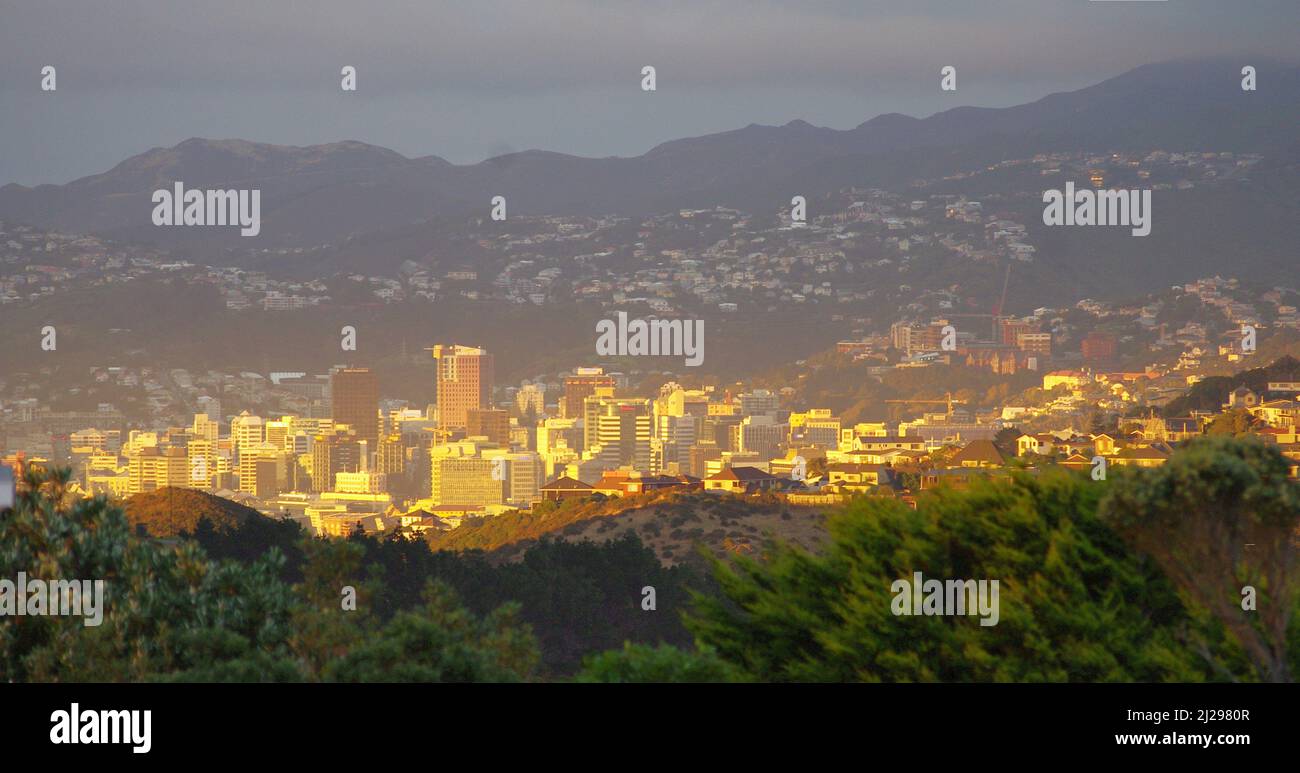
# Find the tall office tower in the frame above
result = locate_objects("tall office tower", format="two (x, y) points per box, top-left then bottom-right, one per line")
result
(264, 418), (292, 451)
(191, 413), (220, 442)
(431, 345), (494, 429)
(466, 408), (511, 447)
(331, 367), (379, 445)
(375, 433), (406, 476)
(739, 389), (780, 417)
(430, 457), (503, 506)
(230, 411), (265, 461)
(187, 438), (217, 489)
(732, 415), (789, 458)
(310, 429), (360, 493)
(702, 413), (744, 451)
(238, 442), (285, 498)
(583, 395), (653, 472)
(127, 446), (189, 494)
(655, 413), (699, 470)
(484, 450), (543, 506)
(562, 367), (616, 419)
(429, 438), (505, 505)
(791, 409), (841, 448)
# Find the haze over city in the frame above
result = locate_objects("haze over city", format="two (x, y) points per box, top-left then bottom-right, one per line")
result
(2, 0), (1297, 185)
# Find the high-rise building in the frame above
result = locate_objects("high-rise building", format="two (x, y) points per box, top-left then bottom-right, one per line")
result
(583, 394), (653, 472)
(310, 428), (361, 493)
(739, 389), (780, 417)
(331, 367), (379, 445)
(230, 412), (264, 461)
(375, 433), (406, 476)
(789, 409), (840, 448)
(432, 345), (494, 429)
(655, 386), (710, 418)
(191, 413), (220, 443)
(655, 414), (699, 470)
(238, 442), (285, 498)
(702, 414), (744, 451)
(430, 443), (505, 506)
(466, 408), (511, 447)
(732, 415), (789, 458)
(483, 450), (543, 506)
(264, 418), (292, 451)
(561, 367), (616, 419)
(187, 438), (217, 489)
(127, 446), (189, 494)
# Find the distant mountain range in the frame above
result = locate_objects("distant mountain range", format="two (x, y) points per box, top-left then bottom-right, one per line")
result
(2, 58), (1297, 276)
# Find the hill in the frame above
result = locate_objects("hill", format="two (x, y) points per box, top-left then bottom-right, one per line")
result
(429, 490), (831, 568)
(2, 58), (1296, 256)
(123, 486), (266, 538)
(1161, 355), (1300, 417)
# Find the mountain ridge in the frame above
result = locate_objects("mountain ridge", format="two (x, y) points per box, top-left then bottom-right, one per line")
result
(1, 57), (1296, 251)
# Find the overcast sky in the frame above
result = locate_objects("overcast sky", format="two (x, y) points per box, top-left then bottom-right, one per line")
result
(1, 0), (1297, 185)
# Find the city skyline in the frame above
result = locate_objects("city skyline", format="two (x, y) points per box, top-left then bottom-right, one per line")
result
(3, 1), (1299, 717)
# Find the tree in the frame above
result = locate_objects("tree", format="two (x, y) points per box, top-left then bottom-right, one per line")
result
(1, 466), (538, 683)
(685, 469), (1248, 682)
(1205, 408), (1259, 437)
(576, 642), (745, 683)
(1099, 435), (1300, 682)
(993, 426), (1021, 458)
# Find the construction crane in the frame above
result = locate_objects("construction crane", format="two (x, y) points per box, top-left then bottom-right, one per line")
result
(993, 262), (1013, 320)
(885, 392), (968, 416)
(945, 263), (1014, 342)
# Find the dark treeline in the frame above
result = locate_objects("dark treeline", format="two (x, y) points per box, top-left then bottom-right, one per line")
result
(189, 516), (700, 675)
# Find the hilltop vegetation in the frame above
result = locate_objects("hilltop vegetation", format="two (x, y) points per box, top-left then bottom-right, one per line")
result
(428, 490), (826, 568)
(124, 486), (264, 538)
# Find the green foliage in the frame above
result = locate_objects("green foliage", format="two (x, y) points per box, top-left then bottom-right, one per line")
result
(1205, 408), (1260, 436)
(323, 583), (537, 682)
(183, 507), (700, 676)
(685, 468), (1248, 682)
(425, 492), (655, 552)
(1099, 435), (1300, 682)
(576, 642), (746, 683)
(1, 466), (537, 682)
